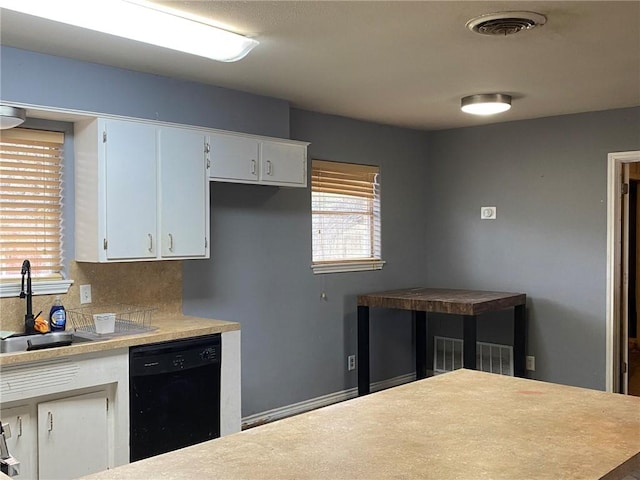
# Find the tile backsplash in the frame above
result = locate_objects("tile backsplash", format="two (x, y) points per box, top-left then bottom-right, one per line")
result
(0, 261), (183, 333)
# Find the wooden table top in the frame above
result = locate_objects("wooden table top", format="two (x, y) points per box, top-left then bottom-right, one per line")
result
(357, 287), (526, 315)
(83, 369), (640, 480)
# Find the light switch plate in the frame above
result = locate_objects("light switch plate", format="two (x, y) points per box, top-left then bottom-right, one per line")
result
(481, 206), (497, 219)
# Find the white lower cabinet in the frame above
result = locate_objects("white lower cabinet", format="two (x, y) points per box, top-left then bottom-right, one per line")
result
(38, 392), (109, 480)
(1, 405), (36, 480)
(0, 391), (109, 480)
(0, 332), (241, 479)
(0, 352), (129, 480)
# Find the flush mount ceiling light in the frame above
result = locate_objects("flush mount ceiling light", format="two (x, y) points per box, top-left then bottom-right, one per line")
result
(0, 106), (27, 130)
(466, 11), (547, 36)
(0, 0), (259, 62)
(461, 94), (512, 115)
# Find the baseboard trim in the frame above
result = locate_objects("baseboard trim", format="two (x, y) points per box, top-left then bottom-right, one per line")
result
(242, 372), (417, 429)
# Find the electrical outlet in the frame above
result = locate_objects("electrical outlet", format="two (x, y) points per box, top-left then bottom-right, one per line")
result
(80, 284), (92, 304)
(526, 355), (535, 371)
(481, 206), (497, 219)
(348, 355), (356, 371)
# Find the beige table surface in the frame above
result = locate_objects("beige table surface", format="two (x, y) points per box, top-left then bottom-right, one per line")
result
(82, 369), (640, 480)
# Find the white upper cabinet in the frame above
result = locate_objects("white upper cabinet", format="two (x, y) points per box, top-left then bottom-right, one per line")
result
(103, 120), (157, 261)
(260, 140), (307, 186)
(159, 127), (209, 258)
(209, 133), (259, 183)
(209, 132), (308, 187)
(75, 118), (210, 262)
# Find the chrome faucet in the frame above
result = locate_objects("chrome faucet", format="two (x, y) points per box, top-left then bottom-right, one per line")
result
(20, 260), (35, 334)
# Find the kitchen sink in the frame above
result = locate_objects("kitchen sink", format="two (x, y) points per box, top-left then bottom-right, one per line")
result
(0, 331), (93, 354)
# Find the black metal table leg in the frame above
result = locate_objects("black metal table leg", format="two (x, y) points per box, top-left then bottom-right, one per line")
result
(357, 305), (370, 396)
(414, 311), (427, 379)
(463, 315), (477, 370)
(513, 304), (526, 377)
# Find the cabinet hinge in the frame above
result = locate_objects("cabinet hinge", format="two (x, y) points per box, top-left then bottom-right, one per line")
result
(103, 131), (107, 143)
(207, 158), (211, 169)
(623, 361), (628, 374)
(205, 237), (208, 248)
(205, 142), (210, 154)
(622, 183), (629, 195)
(103, 238), (108, 250)
(106, 398), (109, 412)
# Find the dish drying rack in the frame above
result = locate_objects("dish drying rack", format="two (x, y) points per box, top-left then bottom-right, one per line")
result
(67, 304), (156, 340)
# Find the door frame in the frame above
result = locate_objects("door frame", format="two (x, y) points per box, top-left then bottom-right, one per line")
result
(606, 150), (640, 392)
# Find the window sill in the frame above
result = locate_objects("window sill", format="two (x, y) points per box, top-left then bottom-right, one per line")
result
(311, 260), (386, 274)
(0, 279), (74, 298)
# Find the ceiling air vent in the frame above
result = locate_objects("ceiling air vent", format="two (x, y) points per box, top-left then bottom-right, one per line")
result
(466, 11), (547, 36)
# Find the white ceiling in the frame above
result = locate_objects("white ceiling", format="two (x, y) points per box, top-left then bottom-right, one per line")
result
(1, 1), (639, 131)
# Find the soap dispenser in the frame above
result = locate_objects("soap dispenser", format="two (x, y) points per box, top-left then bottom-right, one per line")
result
(49, 296), (66, 331)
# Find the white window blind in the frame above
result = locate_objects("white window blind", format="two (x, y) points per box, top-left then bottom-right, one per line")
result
(311, 160), (383, 273)
(0, 128), (64, 280)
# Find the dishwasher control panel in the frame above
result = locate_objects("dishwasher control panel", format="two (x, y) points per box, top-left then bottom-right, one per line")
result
(130, 334), (220, 376)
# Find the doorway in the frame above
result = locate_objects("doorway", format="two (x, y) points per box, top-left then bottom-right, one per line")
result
(626, 172), (640, 396)
(606, 151), (640, 394)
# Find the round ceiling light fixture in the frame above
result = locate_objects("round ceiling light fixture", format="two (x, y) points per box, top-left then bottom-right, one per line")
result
(0, 106), (27, 130)
(461, 94), (512, 115)
(466, 11), (547, 36)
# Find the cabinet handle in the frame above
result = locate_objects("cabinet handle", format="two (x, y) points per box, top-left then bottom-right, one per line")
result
(168, 233), (174, 252)
(148, 233), (153, 252)
(266, 160), (273, 175)
(250, 159), (257, 175)
(47, 411), (53, 432)
(16, 416), (22, 437)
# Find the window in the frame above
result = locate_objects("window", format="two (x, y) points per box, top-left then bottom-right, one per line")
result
(0, 128), (70, 294)
(311, 159), (384, 274)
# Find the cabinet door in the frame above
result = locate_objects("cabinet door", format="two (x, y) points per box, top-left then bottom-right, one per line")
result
(104, 119), (157, 260)
(0, 405), (36, 480)
(38, 392), (108, 480)
(209, 133), (259, 183)
(159, 127), (208, 258)
(260, 141), (307, 186)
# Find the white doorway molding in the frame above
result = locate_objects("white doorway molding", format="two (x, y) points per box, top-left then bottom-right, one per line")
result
(606, 150), (640, 392)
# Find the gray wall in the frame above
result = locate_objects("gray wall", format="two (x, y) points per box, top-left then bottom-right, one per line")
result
(183, 109), (431, 416)
(0, 46), (290, 138)
(1, 47), (432, 417)
(425, 107), (640, 390)
(3, 45), (639, 415)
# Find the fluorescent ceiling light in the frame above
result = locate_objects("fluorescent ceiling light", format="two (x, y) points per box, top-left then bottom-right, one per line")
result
(461, 94), (512, 115)
(0, 0), (259, 62)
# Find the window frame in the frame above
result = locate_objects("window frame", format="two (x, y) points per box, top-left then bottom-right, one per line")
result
(0, 126), (72, 297)
(311, 159), (385, 274)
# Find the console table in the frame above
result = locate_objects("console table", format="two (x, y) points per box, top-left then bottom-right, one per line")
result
(357, 287), (527, 396)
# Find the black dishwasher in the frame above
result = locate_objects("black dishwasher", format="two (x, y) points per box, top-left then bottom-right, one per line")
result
(129, 334), (221, 462)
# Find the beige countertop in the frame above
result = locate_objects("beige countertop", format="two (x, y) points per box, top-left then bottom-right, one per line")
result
(81, 369), (640, 480)
(0, 312), (239, 366)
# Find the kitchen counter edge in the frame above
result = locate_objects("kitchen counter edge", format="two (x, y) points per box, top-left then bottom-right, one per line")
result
(0, 313), (240, 366)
